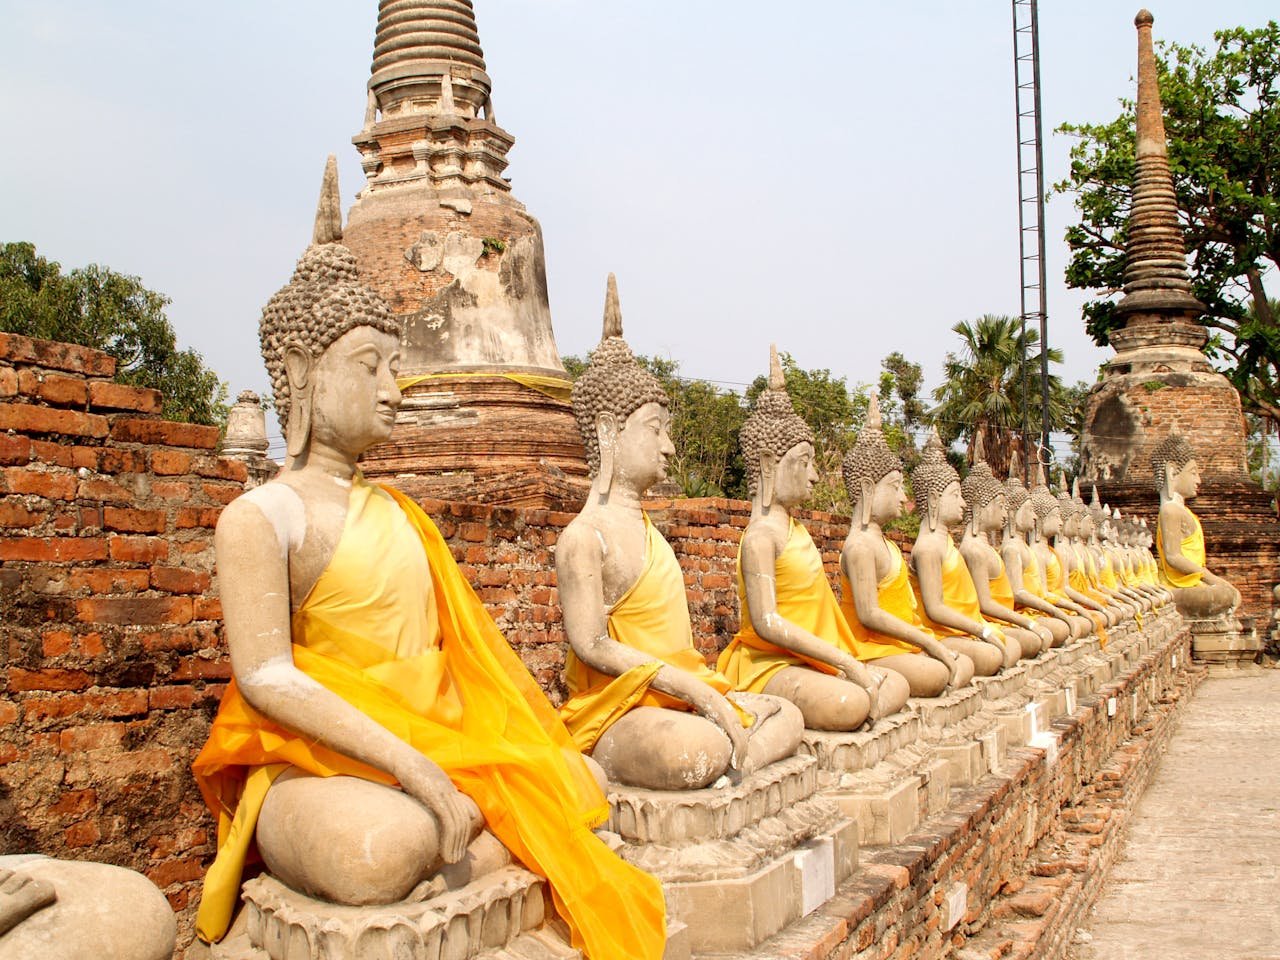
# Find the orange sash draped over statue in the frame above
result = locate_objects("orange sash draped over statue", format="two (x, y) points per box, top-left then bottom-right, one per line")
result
(717, 520), (848, 692)
(1157, 509), (1206, 589)
(911, 539), (1003, 642)
(838, 540), (928, 660)
(191, 479), (665, 959)
(559, 513), (752, 753)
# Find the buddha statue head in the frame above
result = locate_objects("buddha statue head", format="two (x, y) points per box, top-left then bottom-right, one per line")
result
(261, 161), (402, 460)
(1004, 448), (1035, 535)
(1028, 456), (1062, 539)
(960, 435), (1006, 536)
(842, 390), (905, 528)
(570, 274), (672, 497)
(740, 345), (816, 510)
(1151, 433), (1200, 502)
(912, 427), (963, 531)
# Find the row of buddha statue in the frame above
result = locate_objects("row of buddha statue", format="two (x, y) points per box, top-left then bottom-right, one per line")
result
(1, 228), (1232, 959)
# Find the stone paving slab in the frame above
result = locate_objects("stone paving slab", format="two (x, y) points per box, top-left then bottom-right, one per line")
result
(1072, 672), (1280, 960)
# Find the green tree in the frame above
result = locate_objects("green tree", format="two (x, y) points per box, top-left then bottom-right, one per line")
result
(931, 315), (1070, 477)
(877, 352), (928, 471)
(0, 243), (227, 425)
(1053, 21), (1280, 424)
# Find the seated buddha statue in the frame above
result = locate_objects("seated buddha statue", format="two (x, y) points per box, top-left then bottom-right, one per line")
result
(0, 857), (175, 960)
(718, 355), (910, 730)
(956, 443), (1052, 659)
(998, 451), (1082, 645)
(1151, 434), (1241, 618)
(191, 205), (664, 959)
(1090, 496), (1152, 612)
(1059, 481), (1136, 623)
(1048, 481), (1120, 628)
(557, 277), (803, 790)
(1027, 460), (1107, 639)
(1116, 511), (1171, 604)
(909, 429), (1009, 676)
(837, 393), (973, 697)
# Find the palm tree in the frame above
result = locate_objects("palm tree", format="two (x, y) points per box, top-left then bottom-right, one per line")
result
(931, 315), (1070, 476)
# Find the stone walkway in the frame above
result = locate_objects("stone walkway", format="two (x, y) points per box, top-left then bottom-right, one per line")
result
(1072, 671), (1280, 960)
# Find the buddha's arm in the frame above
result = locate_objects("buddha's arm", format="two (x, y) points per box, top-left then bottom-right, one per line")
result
(964, 541), (1036, 631)
(215, 498), (474, 864)
(1055, 546), (1105, 610)
(556, 523), (748, 768)
(1003, 544), (1068, 621)
(740, 528), (875, 690)
(840, 543), (961, 685)
(913, 542), (991, 641)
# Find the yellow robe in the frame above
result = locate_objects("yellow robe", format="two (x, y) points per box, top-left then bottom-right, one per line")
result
(192, 478), (665, 959)
(1157, 508), (1206, 588)
(989, 553), (1045, 620)
(716, 520), (852, 692)
(839, 540), (929, 660)
(559, 513), (751, 754)
(911, 539), (1003, 641)
(1048, 544), (1108, 646)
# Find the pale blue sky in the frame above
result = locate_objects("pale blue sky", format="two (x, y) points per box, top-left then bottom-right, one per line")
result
(1, 1), (1274, 423)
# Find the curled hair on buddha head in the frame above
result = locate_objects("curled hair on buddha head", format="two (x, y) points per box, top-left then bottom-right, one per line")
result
(842, 389), (901, 496)
(570, 273), (670, 480)
(1088, 485), (1109, 525)
(260, 156), (400, 456)
(740, 345), (815, 500)
(1004, 447), (1030, 513)
(961, 433), (1004, 528)
(1028, 450), (1059, 522)
(1150, 433), (1197, 493)
(912, 426), (959, 514)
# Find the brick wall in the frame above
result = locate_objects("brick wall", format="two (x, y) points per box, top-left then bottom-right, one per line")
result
(0, 332), (244, 943)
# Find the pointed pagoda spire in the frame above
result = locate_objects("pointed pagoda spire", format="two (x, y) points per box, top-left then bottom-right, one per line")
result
(312, 154), (343, 245)
(369, 1), (490, 118)
(1116, 10), (1205, 319)
(602, 273), (623, 339)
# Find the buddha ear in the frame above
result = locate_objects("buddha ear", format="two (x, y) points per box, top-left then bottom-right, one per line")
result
(759, 450), (778, 510)
(596, 412), (619, 497)
(283, 342), (313, 460)
(926, 494), (941, 532)
(858, 477), (874, 528)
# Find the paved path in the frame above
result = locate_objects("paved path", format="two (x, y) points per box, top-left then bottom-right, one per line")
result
(1073, 671), (1280, 960)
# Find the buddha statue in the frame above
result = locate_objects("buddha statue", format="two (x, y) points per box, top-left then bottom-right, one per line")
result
(837, 394), (973, 697)
(1027, 460), (1106, 639)
(0, 858), (175, 960)
(718, 354), (910, 730)
(956, 443), (1053, 659)
(998, 451), (1082, 644)
(556, 277), (803, 790)
(1090, 496), (1153, 612)
(1051, 482), (1121, 628)
(1152, 434), (1241, 617)
(908, 429), (1009, 675)
(1065, 481), (1139, 622)
(191, 199), (665, 959)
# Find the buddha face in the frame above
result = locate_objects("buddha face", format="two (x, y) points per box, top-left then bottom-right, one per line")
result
(869, 470), (909, 524)
(1041, 507), (1062, 538)
(1014, 499), (1036, 534)
(612, 401), (674, 493)
(938, 480), (965, 527)
(773, 441), (818, 509)
(1168, 458), (1200, 499)
(978, 493), (1007, 533)
(303, 327), (402, 459)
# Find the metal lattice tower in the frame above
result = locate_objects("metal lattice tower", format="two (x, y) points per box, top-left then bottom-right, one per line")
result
(1012, 0), (1052, 475)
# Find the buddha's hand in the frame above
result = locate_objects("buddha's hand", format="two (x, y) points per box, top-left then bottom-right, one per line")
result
(842, 661), (883, 725)
(944, 650), (962, 692)
(701, 694), (750, 773)
(397, 757), (475, 865)
(1033, 622), (1054, 647)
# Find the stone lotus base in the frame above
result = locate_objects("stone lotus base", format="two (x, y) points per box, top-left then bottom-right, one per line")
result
(1187, 613), (1260, 674)
(211, 867), (577, 960)
(605, 755), (856, 956)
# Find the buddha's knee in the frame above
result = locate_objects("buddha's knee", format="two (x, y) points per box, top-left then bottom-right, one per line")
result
(1044, 618), (1069, 645)
(910, 657), (951, 698)
(258, 774), (441, 904)
(875, 668), (911, 715)
(962, 642), (1002, 676)
(593, 708), (732, 790)
(763, 668), (867, 731)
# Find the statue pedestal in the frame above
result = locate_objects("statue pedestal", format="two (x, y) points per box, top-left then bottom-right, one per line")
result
(212, 868), (578, 960)
(606, 755), (855, 955)
(1187, 614), (1260, 674)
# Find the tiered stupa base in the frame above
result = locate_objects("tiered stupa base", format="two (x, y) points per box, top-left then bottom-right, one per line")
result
(359, 376), (589, 509)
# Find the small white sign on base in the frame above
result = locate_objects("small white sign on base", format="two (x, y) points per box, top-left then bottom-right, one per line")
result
(794, 837), (836, 917)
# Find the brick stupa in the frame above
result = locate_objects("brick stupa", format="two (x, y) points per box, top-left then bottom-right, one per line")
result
(1079, 10), (1278, 625)
(345, 0), (588, 506)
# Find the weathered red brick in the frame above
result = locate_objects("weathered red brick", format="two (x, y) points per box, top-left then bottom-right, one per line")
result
(7, 668), (94, 692)
(0, 537), (108, 562)
(76, 478), (134, 504)
(148, 480), (191, 501)
(75, 596), (193, 626)
(88, 380), (162, 414)
(201, 482), (243, 505)
(103, 506), (167, 534)
(0, 403), (108, 438)
(63, 821), (100, 848)
(108, 535), (168, 563)
(17, 369), (88, 407)
(97, 448), (147, 474)
(68, 568), (152, 593)
(0, 333), (115, 376)
(49, 789), (97, 817)
(0, 367), (16, 397)
(58, 722), (127, 753)
(150, 567), (210, 595)
(146, 857), (204, 888)
(194, 457), (248, 482)
(0, 502), (46, 527)
(110, 417), (219, 450)
(23, 690), (148, 722)
(2, 466), (78, 500)
(175, 507), (221, 529)
(0, 434), (31, 465)
(193, 597), (222, 621)
(149, 449), (192, 476)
